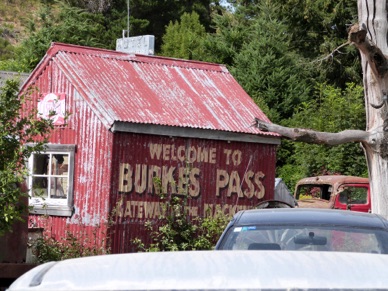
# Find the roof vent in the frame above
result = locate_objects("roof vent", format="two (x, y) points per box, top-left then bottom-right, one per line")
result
(116, 32), (155, 55)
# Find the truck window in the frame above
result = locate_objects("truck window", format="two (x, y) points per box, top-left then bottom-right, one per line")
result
(296, 184), (331, 201)
(339, 187), (368, 205)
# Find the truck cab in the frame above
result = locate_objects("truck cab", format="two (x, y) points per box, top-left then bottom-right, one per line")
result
(294, 175), (370, 212)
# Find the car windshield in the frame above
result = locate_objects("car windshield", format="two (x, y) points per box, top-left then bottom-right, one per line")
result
(219, 225), (388, 254)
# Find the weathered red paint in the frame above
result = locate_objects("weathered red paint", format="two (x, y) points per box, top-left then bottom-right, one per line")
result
(21, 43), (276, 135)
(25, 56), (114, 251)
(109, 133), (276, 252)
(22, 43), (280, 253)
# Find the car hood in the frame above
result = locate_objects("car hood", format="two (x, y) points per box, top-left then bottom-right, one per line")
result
(9, 250), (388, 290)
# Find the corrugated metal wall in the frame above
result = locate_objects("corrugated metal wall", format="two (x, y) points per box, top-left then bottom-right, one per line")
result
(109, 132), (276, 253)
(27, 61), (112, 252)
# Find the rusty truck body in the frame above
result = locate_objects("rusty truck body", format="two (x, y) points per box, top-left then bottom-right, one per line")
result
(294, 175), (370, 212)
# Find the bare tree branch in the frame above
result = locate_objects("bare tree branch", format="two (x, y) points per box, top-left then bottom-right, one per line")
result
(252, 118), (369, 146)
(313, 41), (350, 64)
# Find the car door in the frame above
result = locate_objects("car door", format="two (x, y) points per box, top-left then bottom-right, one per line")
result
(334, 183), (370, 212)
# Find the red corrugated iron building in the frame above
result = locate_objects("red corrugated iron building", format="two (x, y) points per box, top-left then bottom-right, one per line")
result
(20, 42), (280, 253)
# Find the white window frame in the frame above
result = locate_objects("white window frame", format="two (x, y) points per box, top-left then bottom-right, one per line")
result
(28, 144), (76, 217)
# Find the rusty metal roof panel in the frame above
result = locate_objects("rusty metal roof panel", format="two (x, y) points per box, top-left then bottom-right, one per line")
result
(22, 43), (277, 137)
(296, 175), (369, 186)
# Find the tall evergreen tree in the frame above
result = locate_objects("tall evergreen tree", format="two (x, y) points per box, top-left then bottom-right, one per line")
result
(226, 0), (361, 88)
(161, 12), (206, 60)
(204, 1), (312, 124)
(129, 0), (215, 51)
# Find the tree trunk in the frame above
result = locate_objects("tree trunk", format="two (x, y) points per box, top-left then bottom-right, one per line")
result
(357, 1), (388, 217)
(253, 1), (388, 218)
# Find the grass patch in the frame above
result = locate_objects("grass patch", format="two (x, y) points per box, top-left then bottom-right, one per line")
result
(0, 0), (42, 44)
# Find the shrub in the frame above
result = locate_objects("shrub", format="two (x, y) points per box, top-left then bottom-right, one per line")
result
(133, 193), (230, 252)
(32, 227), (110, 263)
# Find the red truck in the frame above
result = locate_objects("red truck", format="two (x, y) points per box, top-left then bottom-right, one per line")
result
(294, 175), (371, 212)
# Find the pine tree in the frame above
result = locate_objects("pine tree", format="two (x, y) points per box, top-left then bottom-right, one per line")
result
(161, 12), (206, 60)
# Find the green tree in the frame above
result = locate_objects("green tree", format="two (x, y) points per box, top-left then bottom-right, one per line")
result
(62, 0), (112, 13)
(221, 0), (360, 88)
(201, 9), (250, 65)
(161, 12), (207, 60)
(59, 0), (151, 50)
(0, 78), (53, 236)
(126, 0), (217, 51)
(254, 0), (360, 88)
(203, 1), (312, 124)
(277, 82), (367, 188)
(233, 8), (312, 123)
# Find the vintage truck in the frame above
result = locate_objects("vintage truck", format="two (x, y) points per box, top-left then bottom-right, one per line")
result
(294, 175), (370, 212)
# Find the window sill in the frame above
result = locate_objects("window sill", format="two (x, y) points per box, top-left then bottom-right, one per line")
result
(29, 204), (73, 217)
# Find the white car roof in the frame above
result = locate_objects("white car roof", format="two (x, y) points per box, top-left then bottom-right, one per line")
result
(9, 250), (388, 290)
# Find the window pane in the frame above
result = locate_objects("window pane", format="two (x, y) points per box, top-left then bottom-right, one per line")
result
(28, 145), (75, 216)
(339, 187), (367, 204)
(297, 186), (322, 199)
(50, 177), (67, 199)
(224, 226), (386, 253)
(33, 154), (49, 175)
(51, 154), (68, 175)
(30, 153), (69, 200)
(32, 177), (48, 198)
(331, 230), (379, 253)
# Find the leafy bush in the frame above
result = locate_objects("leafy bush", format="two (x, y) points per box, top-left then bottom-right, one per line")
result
(32, 228), (110, 263)
(0, 79), (53, 236)
(133, 193), (230, 252)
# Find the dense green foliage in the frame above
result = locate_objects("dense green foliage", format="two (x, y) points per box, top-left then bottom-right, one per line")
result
(227, 2), (313, 123)
(133, 193), (230, 251)
(161, 12), (207, 60)
(278, 83), (367, 187)
(33, 229), (109, 263)
(129, 0), (219, 50)
(270, 0), (361, 87)
(0, 79), (53, 236)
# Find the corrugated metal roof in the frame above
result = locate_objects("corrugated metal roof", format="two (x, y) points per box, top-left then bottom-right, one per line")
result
(22, 42), (277, 137)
